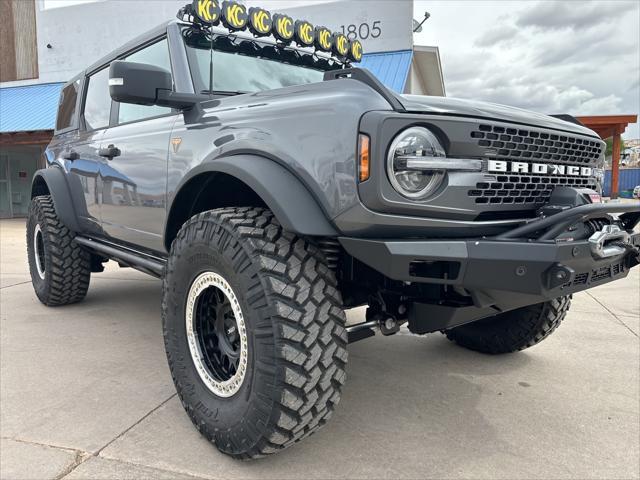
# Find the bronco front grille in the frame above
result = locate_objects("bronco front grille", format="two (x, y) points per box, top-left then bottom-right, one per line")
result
(471, 124), (603, 165)
(468, 174), (598, 205)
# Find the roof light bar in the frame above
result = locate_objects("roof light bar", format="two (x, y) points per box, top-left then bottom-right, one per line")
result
(186, 0), (364, 63)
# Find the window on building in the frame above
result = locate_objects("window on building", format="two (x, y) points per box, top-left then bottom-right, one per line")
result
(56, 79), (81, 132)
(83, 68), (111, 131)
(117, 38), (173, 125)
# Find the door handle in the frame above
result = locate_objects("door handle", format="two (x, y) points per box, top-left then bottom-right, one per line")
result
(98, 144), (121, 159)
(62, 150), (79, 161)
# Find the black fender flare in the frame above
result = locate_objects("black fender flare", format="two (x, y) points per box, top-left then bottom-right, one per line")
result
(166, 154), (339, 241)
(31, 167), (82, 232)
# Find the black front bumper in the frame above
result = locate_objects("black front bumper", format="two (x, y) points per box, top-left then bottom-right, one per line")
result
(339, 203), (640, 332)
(340, 232), (640, 299)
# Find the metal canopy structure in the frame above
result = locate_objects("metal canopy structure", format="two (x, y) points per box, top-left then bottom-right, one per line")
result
(359, 47), (445, 96)
(0, 82), (64, 146)
(577, 114), (638, 199)
(359, 50), (413, 93)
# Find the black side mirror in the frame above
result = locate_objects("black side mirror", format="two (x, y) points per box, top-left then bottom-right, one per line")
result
(109, 61), (204, 110)
(109, 61), (171, 105)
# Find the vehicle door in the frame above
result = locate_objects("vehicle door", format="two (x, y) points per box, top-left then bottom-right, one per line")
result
(98, 37), (178, 253)
(68, 69), (112, 234)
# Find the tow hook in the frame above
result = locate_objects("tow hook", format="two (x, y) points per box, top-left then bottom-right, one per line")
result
(588, 225), (630, 259)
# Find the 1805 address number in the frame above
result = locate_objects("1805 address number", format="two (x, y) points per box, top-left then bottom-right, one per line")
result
(340, 21), (382, 41)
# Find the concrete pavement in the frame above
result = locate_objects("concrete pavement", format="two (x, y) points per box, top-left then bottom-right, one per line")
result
(1, 218), (638, 479)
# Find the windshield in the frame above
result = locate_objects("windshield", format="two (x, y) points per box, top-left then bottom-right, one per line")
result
(182, 28), (336, 94)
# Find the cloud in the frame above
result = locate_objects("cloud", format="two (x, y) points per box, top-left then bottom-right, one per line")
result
(448, 73), (625, 116)
(414, 0), (639, 138)
(531, 26), (636, 67)
(474, 25), (519, 47)
(515, 0), (638, 31)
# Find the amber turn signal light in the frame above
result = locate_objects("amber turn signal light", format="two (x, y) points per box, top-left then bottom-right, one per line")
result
(358, 134), (370, 182)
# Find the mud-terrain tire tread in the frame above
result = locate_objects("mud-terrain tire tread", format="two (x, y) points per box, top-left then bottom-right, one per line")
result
(162, 207), (348, 459)
(444, 296), (571, 354)
(27, 195), (91, 306)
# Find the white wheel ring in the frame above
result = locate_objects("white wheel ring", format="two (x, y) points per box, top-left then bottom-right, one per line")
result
(33, 224), (46, 280)
(185, 271), (248, 398)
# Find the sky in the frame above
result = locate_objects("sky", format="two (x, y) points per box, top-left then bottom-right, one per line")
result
(413, 0), (640, 139)
(42, 0), (640, 139)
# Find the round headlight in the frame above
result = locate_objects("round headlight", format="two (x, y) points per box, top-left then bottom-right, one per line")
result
(386, 127), (446, 199)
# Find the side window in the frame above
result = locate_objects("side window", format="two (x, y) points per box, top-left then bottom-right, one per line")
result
(83, 68), (111, 131)
(55, 79), (80, 132)
(118, 38), (173, 125)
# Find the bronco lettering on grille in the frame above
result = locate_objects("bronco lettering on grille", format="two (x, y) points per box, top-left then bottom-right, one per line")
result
(488, 160), (592, 177)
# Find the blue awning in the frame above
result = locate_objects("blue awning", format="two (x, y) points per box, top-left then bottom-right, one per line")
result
(0, 83), (65, 133)
(359, 50), (413, 93)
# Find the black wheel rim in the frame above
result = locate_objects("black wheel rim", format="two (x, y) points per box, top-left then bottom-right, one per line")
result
(194, 286), (241, 382)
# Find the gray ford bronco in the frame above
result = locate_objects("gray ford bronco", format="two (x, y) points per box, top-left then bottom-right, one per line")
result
(27, 1), (640, 459)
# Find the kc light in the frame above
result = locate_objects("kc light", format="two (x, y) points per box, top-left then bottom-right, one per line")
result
(348, 40), (363, 62)
(272, 13), (294, 43)
(387, 127), (447, 199)
(192, 0), (221, 24)
(332, 33), (349, 57)
(294, 20), (314, 47)
(248, 7), (271, 36)
(314, 26), (333, 52)
(221, 1), (248, 31)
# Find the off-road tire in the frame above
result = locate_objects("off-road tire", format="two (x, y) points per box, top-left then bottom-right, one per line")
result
(444, 296), (571, 354)
(26, 195), (91, 306)
(162, 207), (348, 459)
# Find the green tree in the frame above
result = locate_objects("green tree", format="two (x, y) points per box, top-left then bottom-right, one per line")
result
(605, 137), (626, 157)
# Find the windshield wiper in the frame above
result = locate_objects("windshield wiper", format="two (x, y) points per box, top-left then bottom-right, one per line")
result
(200, 90), (250, 96)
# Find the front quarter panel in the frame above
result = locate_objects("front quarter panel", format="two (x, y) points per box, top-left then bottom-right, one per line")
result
(166, 78), (392, 223)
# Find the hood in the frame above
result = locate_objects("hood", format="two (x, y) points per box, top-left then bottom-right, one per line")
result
(399, 94), (598, 138)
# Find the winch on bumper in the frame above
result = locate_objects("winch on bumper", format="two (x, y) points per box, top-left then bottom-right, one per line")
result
(339, 201), (640, 334)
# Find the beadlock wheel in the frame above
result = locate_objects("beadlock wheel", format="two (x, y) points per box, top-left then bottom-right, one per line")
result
(185, 271), (248, 397)
(162, 207), (348, 459)
(33, 224), (46, 280)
